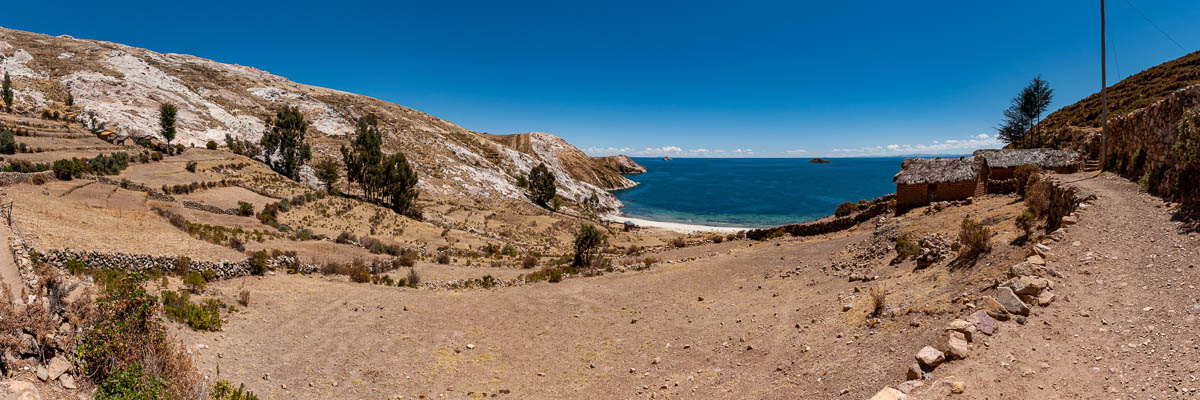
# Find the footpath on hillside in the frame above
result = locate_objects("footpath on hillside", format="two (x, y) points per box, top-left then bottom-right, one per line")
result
(905, 172), (1200, 398)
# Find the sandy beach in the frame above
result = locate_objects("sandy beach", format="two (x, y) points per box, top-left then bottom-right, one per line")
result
(603, 215), (750, 234)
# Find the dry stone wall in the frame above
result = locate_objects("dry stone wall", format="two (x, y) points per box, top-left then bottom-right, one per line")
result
(39, 248), (317, 279)
(1102, 84), (1200, 198)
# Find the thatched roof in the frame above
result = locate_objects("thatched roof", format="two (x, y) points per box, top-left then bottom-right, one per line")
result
(893, 156), (982, 185)
(972, 149), (1081, 169)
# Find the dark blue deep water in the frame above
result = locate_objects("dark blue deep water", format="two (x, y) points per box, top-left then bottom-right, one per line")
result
(612, 157), (905, 228)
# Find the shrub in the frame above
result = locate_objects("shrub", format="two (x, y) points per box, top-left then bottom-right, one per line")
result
(1173, 105), (1200, 204)
(229, 237), (246, 252)
(336, 231), (357, 244)
(712, 235), (724, 244)
(406, 268), (421, 287)
(892, 234), (920, 264)
(436, 252), (451, 265)
(670, 237), (686, 248)
(185, 161), (197, 173)
(643, 257), (658, 268)
(52, 159), (81, 180)
(349, 266), (370, 283)
(173, 256), (191, 276)
(160, 290), (221, 331)
(0, 129), (13, 155)
(527, 163), (557, 207)
(868, 287), (887, 318)
(182, 271), (206, 294)
(1013, 164), (1041, 198)
(1025, 179), (1050, 217)
(210, 380), (259, 400)
(237, 201), (254, 217)
(1015, 209), (1036, 238)
(573, 224), (606, 267)
(398, 251), (418, 268)
(96, 365), (168, 400)
(249, 250), (269, 275)
(958, 218), (993, 260)
(237, 290), (250, 307)
(522, 254), (538, 269)
(834, 201), (855, 217)
(206, 140), (218, 150)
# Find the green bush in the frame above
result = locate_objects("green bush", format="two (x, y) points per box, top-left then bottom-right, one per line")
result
(210, 380), (259, 400)
(0, 129), (14, 155)
(249, 250), (269, 275)
(573, 224), (606, 267)
(206, 140), (218, 150)
(527, 163), (556, 207)
(173, 256), (191, 276)
(96, 365), (167, 400)
(185, 161), (197, 173)
(183, 271), (206, 294)
(892, 234), (920, 263)
(160, 290), (221, 331)
(237, 201), (254, 217)
(436, 252), (451, 264)
(1015, 209), (1036, 238)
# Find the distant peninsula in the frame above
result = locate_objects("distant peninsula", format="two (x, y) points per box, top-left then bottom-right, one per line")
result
(809, 158), (832, 164)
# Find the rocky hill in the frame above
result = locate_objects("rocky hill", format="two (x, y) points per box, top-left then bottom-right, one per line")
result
(0, 26), (631, 211)
(1036, 50), (1200, 150)
(592, 154), (647, 175)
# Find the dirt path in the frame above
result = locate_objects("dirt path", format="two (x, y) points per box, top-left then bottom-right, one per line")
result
(912, 172), (1200, 398)
(0, 223), (24, 303)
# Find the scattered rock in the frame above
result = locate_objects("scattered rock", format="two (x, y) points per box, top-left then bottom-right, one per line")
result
(949, 380), (966, 394)
(1007, 262), (1036, 278)
(46, 356), (70, 380)
(995, 287), (1030, 316)
(1036, 290), (1056, 307)
(915, 346), (945, 368)
(1061, 215), (1078, 225)
(981, 296), (1011, 321)
(59, 373), (76, 389)
(897, 380), (923, 394)
(869, 387), (908, 400)
(906, 363), (923, 380)
(465, 344), (475, 350)
(965, 310), (996, 335)
(0, 380), (39, 398)
(1003, 276), (1050, 296)
(1026, 255), (1045, 266)
(945, 319), (976, 342)
(943, 332), (970, 359)
(35, 365), (47, 382)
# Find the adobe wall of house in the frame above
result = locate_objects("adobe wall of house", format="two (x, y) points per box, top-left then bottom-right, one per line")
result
(990, 167), (1016, 181)
(896, 183), (928, 210)
(931, 180), (976, 203)
(1102, 84), (1200, 197)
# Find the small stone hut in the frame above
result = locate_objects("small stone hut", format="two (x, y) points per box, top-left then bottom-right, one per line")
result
(972, 149), (1082, 180)
(893, 156), (987, 210)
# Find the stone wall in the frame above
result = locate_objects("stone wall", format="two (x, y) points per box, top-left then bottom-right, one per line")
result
(0, 171), (53, 186)
(39, 248), (317, 280)
(1102, 84), (1200, 198)
(747, 194), (894, 240)
(91, 176), (175, 201)
(182, 200), (238, 215)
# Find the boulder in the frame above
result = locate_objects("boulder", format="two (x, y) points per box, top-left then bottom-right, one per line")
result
(945, 319), (976, 342)
(906, 363), (923, 380)
(47, 356), (70, 380)
(59, 373), (76, 389)
(980, 296), (1010, 321)
(1003, 276), (1050, 296)
(1036, 290), (1056, 307)
(35, 365), (47, 382)
(869, 387), (908, 400)
(1061, 215), (1078, 225)
(995, 287), (1030, 316)
(1007, 262), (1036, 278)
(965, 310), (996, 335)
(943, 332), (970, 359)
(1026, 254), (1045, 266)
(915, 346), (945, 368)
(0, 379), (39, 399)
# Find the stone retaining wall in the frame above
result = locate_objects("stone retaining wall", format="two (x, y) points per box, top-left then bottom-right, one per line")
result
(1102, 84), (1200, 198)
(40, 248), (317, 280)
(91, 176), (175, 201)
(746, 194), (895, 240)
(182, 201), (238, 215)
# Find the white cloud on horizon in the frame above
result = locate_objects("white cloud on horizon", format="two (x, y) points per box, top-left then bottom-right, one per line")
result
(582, 133), (999, 158)
(829, 133), (1000, 157)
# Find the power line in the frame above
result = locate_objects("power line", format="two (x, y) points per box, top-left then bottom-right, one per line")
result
(1121, 0), (1189, 52)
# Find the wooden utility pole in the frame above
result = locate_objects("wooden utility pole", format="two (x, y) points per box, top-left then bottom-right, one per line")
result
(1101, 0), (1109, 167)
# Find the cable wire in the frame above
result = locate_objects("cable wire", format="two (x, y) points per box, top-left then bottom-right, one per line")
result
(1121, 0), (1189, 52)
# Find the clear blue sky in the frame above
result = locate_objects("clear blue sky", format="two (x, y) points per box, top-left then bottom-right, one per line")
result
(3, 1), (1197, 157)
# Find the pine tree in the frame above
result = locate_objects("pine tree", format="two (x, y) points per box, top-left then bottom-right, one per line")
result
(997, 76), (1054, 148)
(314, 158), (341, 193)
(339, 114), (420, 217)
(159, 103), (177, 144)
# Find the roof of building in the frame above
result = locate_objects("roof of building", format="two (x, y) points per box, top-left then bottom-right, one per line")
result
(972, 148), (1081, 169)
(893, 156), (983, 185)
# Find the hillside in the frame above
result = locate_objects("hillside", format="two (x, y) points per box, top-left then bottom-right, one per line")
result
(1037, 50), (1200, 149)
(0, 26), (631, 212)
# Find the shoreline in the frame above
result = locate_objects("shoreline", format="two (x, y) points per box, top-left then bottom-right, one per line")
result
(602, 215), (751, 234)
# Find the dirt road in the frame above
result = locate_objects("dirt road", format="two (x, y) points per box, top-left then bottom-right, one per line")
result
(913, 172), (1200, 398)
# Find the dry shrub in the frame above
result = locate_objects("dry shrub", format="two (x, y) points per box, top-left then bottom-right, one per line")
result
(406, 268), (421, 287)
(670, 237), (686, 248)
(957, 218), (993, 260)
(1013, 163), (1042, 197)
(1025, 178), (1050, 217)
(868, 287), (887, 318)
(237, 290), (250, 307)
(835, 201), (855, 217)
(643, 257), (658, 268)
(1015, 209), (1036, 238)
(436, 252), (451, 264)
(891, 234), (920, 264)
(522, 255), (539, 269)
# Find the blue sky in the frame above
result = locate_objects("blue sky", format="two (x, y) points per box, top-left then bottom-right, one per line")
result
(3, 1), (1197, 157)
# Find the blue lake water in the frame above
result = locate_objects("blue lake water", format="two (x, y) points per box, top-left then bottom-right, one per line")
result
(612, 157), (906, 228)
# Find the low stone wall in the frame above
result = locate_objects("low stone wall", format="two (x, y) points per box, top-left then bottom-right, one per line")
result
(39, 248), (317, 280)
(91, 176), (175, 201)
(987, 179), (1018, 194)
(747, 194), (895, 240)
(0, 171), (53, 187)
(182, 200), (238, 216)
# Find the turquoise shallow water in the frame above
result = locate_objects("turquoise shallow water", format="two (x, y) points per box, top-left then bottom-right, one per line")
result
(612, 157), (906, 228)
